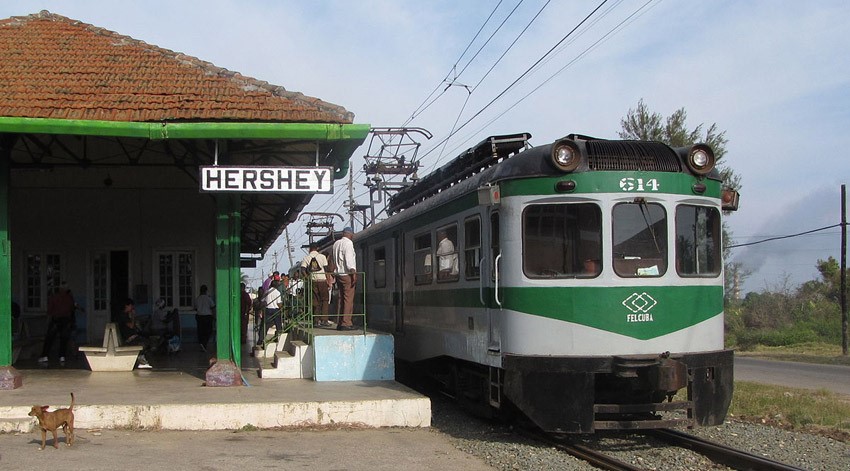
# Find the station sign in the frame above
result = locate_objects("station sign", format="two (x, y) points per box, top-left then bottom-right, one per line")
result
(200, 166), (333, 193)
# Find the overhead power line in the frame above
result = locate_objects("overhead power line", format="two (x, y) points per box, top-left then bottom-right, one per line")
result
(727, 224), (843, 249)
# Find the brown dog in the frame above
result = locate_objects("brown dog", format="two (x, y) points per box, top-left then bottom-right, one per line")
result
(28, 393), (75, 450)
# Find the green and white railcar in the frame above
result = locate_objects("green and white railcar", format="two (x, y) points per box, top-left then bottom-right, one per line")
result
(356, 133), (739, 433)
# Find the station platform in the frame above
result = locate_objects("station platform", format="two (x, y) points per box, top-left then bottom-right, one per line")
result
(0, 337), (430, 432)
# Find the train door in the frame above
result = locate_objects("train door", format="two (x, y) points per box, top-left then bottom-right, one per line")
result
(486, 210), (501, 353)
(393, 231), (404, 333)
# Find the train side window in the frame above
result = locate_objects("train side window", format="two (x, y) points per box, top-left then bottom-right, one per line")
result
(612, 201), (667, 277)
(373, 246), (387, 288)
(464, 217), (481, 280)
(436, 224), (459, 282)
(676, 205), (721, 277)
(522, 203), (601, 278)
(413, 232), (432, 285)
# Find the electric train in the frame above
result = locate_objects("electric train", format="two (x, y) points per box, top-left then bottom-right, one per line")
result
(353, 132), (738, 432)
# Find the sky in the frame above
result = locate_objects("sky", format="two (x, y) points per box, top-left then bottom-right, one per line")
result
(3, 0), (848, 293)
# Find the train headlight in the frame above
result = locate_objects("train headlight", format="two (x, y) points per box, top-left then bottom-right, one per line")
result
(550, 140), (581, 172)
(686, 144), (715, 175)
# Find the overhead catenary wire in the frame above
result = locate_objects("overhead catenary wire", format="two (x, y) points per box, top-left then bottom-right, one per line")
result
(401, 0), (506, 128)
(416, 0), (611, 165)
(429, 0), (659, 161)
(727, 224), (844, 249)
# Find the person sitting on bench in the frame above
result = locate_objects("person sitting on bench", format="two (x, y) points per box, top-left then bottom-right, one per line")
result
(117, 298), (152, 369)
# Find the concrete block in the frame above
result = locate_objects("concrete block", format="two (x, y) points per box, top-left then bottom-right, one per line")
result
(314, 332), (394, 382)
(80, 350), (142, 372)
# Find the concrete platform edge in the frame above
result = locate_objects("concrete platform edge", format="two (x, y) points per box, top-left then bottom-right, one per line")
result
(1, 397), (431, 431)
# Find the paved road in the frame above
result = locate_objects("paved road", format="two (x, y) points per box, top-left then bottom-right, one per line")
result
(734, 356), (850, 395)
(0, 428), (494, 471)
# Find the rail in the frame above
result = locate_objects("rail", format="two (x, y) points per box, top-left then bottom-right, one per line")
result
(648, 428), (805, 471)
(519, 429), (642, 471)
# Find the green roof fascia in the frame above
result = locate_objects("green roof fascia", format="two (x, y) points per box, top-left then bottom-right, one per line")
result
(0, 117), (371, 142)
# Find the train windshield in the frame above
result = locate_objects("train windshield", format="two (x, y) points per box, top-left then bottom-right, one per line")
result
(676, 205), (721, 276)
(522, 203), (602, 278)
(612, 201), (668, 277)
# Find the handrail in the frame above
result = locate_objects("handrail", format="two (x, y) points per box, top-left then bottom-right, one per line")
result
(478, 257), (486, 306)
(494, 253), (502, 308)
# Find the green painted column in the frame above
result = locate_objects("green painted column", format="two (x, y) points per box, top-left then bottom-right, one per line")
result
(0, 149), (11, 367)
(213, 194), (237, 362)
(229, 196), (242, 368)
(0, 138), (21, 389)
(206, 193), (242, 386)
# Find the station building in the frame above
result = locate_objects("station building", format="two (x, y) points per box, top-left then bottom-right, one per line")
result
(0, 11), (369, 388)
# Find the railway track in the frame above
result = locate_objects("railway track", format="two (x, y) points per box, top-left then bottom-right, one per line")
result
(648, 428), (806, 471)
(523, 427), (805, 471)
(520, 429), (642, 471)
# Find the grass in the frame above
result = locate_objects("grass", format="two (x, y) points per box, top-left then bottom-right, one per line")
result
(729, 381), (850, 441)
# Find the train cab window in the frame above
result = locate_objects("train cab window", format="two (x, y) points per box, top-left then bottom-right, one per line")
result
(436, 225), (459, 282)
(612, 201), (667, 277)
(413, 233), (432, 285)
(522, 204), (602, 278)
(373, 246), (387, 288)
(676, 205), (721, 277)
(464, 217), (481, 279)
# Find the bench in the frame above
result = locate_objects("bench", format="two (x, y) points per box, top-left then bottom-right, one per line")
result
(78, 323), (143, 371)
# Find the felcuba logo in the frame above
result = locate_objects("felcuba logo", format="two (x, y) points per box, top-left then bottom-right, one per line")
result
(622, 292), (656, 323)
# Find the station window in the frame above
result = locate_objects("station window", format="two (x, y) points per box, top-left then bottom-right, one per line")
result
(676, 205), (721, 277)
(373, 246), (387, 288)
(413, 233), (432, 285)
(157, 251), (195, 308)
(464, 217), (481, 279)
(523, 204), (602, 278)
(612, 201), (667, 277)
(436, 224), (459, 282)
(25, 252), (63, 309)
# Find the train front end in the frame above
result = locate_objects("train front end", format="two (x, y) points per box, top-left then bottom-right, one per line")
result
(494, 136), (739, 433)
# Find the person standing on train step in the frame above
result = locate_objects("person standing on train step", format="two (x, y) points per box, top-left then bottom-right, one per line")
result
(332, 226), (358, 331)
(301, 242), (333, 328)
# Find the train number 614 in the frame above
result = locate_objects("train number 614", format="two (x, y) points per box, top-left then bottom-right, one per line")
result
(619, 177), (660, 192)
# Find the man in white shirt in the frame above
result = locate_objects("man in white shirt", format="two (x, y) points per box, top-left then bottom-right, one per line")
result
(332, 227), (358, 331)
(262, 280), (282, 334)
(436, 230), (459, 280)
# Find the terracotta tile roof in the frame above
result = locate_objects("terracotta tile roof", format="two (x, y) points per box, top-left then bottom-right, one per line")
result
(0, 11), (355, 123)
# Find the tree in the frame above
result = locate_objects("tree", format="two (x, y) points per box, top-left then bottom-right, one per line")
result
(619, 99), (740, 190)
(618, 99), (746, 302)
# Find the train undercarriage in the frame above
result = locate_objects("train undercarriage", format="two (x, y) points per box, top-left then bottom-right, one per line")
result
(406, 350), (734, 434)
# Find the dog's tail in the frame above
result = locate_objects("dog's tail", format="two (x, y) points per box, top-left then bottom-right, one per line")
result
(69, 392), (74, 411)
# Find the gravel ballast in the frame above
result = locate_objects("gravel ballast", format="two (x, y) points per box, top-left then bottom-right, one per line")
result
(430, 396), (850, 470)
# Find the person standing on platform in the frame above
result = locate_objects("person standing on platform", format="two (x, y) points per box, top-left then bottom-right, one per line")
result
(332, 226), (358, 331)
(301, 243), (332, 328)
(240, 283), (253, 344)
(38, 282), (75, 364)
(194, 284), (215, 352)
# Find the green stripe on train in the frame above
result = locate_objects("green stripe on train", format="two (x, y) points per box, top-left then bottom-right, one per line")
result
(500, 172), (722, 198)
(374, 285), (723, 340)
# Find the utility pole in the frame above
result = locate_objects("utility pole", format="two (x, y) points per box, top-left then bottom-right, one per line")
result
(284, 227), (294, 270)
(841, 184), (847, 355)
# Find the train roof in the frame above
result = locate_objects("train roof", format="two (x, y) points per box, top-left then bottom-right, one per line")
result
(386, 133), (721, 215)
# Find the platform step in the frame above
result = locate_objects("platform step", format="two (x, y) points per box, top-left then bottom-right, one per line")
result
(258, 339), (313, 379)
(0, 416), (35, 433)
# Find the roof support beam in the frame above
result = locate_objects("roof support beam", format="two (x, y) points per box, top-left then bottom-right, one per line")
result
(0, 117), (370, 142)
